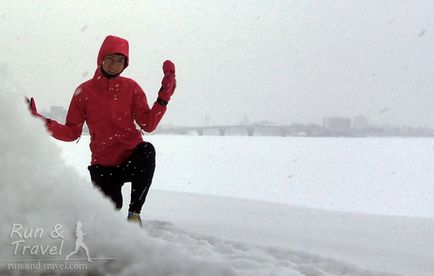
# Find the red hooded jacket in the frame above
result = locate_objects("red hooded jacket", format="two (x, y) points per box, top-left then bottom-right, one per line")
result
(47, 35), (167, 166)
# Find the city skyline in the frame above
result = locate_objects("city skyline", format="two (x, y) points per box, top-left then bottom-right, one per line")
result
(41, 105), (434, 138)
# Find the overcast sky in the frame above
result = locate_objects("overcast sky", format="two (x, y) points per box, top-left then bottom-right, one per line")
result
(2, 0), (434, 127)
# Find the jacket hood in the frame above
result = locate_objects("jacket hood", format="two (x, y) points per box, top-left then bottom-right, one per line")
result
(97, 35), (129, 69)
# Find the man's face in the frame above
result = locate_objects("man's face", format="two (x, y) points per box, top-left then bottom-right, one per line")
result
(102, 54), (125, 76)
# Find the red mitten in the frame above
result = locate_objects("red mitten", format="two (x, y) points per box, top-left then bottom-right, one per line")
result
(163, 60), (175, 75)
(158, 60), (177, 103)
(26, 97), (45, 119)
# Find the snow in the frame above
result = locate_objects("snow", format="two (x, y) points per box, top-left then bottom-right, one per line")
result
(59, 135), (434, 218)
(1, 78), (434, 275)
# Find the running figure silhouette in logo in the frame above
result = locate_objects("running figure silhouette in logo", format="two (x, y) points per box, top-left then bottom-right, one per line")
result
(65, 221), (93, 262)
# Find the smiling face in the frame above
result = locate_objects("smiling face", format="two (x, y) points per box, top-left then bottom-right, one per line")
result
(101, 54), (126, 76)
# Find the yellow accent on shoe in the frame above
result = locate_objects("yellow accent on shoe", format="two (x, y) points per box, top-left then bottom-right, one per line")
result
(127, 212), (143, 227)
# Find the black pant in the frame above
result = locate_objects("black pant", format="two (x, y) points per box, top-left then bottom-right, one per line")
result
(88, 142), (156, 213)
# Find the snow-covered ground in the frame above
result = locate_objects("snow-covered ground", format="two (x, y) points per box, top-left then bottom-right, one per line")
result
(59, 134), (434, 218)
(1, 82), (434, 275)
(55, 135), (434, 276)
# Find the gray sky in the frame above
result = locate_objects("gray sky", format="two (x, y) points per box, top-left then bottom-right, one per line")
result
(2, 0), (434, 127)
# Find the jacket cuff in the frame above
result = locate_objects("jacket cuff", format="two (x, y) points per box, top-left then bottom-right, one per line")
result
(156, 97), (168, 106)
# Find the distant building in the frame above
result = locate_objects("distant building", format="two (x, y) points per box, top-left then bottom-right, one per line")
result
(49, 106), (67, 122)
(352, 116), (369, 130)
(323, 117), (351, 132)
